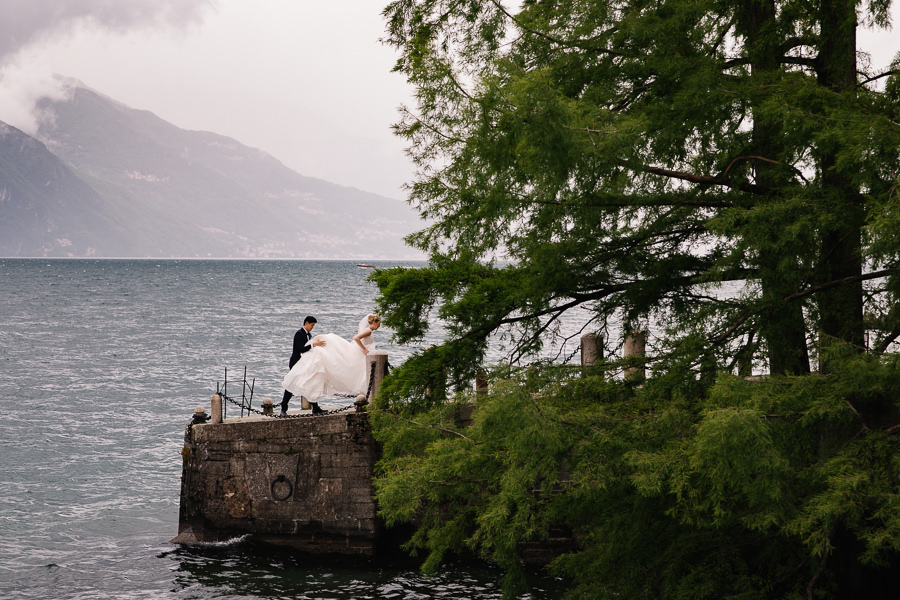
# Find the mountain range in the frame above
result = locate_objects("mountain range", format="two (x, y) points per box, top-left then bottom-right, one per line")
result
(0, 79), (423, 259)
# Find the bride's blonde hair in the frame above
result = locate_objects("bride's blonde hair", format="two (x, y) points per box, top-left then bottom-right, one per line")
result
(367, 314), (382, 325)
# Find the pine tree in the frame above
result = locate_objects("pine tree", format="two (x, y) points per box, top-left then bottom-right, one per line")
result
(370, 0), (900, 597)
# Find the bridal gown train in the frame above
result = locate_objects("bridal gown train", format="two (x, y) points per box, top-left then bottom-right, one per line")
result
(281, 322), (375, 403)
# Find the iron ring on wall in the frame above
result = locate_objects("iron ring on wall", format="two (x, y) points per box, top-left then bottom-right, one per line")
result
(271, 475), (293, 501)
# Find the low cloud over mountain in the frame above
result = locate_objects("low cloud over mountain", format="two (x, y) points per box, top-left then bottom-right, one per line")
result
(0, 79), (422, 258)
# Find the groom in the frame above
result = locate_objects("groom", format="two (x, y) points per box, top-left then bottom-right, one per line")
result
(280, 315), (326, 416)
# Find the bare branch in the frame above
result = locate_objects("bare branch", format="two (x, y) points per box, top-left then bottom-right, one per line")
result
(859, 69), (900, 87)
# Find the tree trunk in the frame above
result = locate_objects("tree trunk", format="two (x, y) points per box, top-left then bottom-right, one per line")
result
(744, 0), (811, 375)
(815, 0), (864, 372)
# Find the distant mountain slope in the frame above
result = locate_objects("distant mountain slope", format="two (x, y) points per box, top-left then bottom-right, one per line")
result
(0, 121), (134, 257)
(0, 79), (422, 258)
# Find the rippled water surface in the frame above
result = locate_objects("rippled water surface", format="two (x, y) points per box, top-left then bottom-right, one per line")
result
(0, 259), (563, 600)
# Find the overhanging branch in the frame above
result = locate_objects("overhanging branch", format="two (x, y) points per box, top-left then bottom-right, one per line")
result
(645, 155), (780, 194)
(783, 269), (900, 302)
(860, 69), (899, 87)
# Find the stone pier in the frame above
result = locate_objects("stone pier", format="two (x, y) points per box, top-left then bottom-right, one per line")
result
(173, 351), (391, 554)
(172, 411), (381, 555)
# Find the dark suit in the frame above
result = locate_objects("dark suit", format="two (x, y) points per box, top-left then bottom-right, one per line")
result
(288, 327), (313, 369)
(282, 326), (314, 411)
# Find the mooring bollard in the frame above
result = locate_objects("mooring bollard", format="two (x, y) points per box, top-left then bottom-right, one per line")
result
(580, 333), (602, 367)
(210, 394), (223, 424)
(261, 398), (274, 415)
(366, 350), (389, 401)
(192, 405), (209, 425)
(476, 368), (488, 398)
(624, 330), (647, 382)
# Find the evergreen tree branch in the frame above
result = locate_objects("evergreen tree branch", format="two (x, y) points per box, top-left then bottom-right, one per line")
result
(884, 423), (900, 435)
(721, 36), (815, 70)
(567, 190), (733, 208)
(859, 69), (900, 87)
(782, 56), (818, 69)
(872, 327), (900, 355)
(710, 307), (757, 346)
(379, 409), (483, 444)
(712, 270), (900, 350)
(705, 15), (736, 57)
(783, 269), (900, 302)
(397, 104), (463, 144)
(780, 35), (818, 55)
(487, 0), (630, 57)
(807, 546), (830, 600)
(645, 155), (785, 193)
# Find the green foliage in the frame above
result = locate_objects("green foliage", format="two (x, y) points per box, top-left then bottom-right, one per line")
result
(378, 0), (900, 380)
(373, 354), (900, 598)
(372, 0), (900, 597)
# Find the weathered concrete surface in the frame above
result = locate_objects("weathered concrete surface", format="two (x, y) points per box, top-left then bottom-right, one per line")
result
(172, 412), (380, 555)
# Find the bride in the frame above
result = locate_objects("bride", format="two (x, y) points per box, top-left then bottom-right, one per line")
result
(281, 314), (382, 411)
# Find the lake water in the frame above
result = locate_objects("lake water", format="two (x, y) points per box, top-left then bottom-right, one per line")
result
(0, 259), (564, 600)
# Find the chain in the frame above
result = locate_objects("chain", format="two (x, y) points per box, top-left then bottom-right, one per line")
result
(218, 392), (267, 416)
(215, 391), (356, 419)
(273, 402), (355, 418)
(562, 343), (581, 365)
(365, 360), (377, 401)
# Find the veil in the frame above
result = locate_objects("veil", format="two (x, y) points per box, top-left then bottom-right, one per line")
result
(359, 316), (372, 334)
(358, 315), (376, 351)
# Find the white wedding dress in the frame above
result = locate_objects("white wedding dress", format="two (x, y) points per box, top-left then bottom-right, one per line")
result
(281, 318), (376, 403)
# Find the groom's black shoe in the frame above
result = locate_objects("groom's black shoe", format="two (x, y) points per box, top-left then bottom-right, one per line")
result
(311, 403), (325, 415)
(280, 390), (292, 417)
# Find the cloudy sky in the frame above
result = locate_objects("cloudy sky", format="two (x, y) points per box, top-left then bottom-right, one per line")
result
(0, 0), (414, 200)
(0, 0), (897, 201)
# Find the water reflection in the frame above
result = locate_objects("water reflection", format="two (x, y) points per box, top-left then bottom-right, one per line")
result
(164, 537), (565, 599)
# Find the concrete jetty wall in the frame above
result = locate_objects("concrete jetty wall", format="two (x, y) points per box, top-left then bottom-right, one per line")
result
(172, 411), (381, 555)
